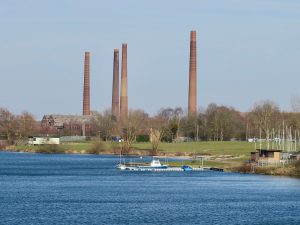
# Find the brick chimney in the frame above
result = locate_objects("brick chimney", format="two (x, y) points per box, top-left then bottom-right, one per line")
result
(120, 43), (128, 122)
(188, 31), (197, 117)
(112, 49), (120, 117)
(83, 51), (90, 116)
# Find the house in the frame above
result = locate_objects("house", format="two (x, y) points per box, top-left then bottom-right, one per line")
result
(41, 114), (93, 136)
(250, 149), (282, 165)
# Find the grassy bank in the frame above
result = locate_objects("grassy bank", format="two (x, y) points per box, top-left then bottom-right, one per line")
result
(4, 140), (300, 177)
(233, 161), (300, 178)
(6, 141), (117, 154)
(133, 141), (256, 156)
(7, 141), (257, 156)
(5, 141), (255, 170)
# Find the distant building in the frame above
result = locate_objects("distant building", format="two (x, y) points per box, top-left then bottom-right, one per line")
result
(250, 149), (300, 166)
(250, 149), (282, 165)
(41, 115), (94, 136)
(28, 136), (60, 145)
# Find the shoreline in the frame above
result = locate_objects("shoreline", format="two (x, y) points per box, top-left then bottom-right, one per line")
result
(1, 147), (194, 159)
(2, 147), (299, 179)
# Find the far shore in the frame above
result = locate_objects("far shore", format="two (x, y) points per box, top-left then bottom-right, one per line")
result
(2, 146), (196, 159)
(2, 141), (300, 179)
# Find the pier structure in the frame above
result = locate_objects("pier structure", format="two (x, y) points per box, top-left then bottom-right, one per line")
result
(117, 166), (220, 172)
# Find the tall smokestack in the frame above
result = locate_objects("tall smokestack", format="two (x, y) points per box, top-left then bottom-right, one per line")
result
(83, 51), (90, 116)
(120, 43), (128, 122)
(112, 49), (120, 117)
(188, 31), (197, 117)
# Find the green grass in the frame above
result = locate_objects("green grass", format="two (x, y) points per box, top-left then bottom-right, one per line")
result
(6, 140), (262, 170)
(133, 141), (258, 156)
(132, 141), (260, 169)
(10, 141), (258, 168)
(12, 141), (259, 155)
(13, 141), (257, 157)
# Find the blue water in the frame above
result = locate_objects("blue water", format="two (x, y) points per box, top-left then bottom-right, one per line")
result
(1, 152), (300, 225)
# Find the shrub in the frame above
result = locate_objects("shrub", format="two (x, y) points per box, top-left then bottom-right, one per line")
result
(235, 163), (252, 173)
(293, 160), (300, 176)
(175, 152), (185, 156)
(36, 145), (64, 154)
(136, 135), (149, 142)
(87, 141), (105, 154)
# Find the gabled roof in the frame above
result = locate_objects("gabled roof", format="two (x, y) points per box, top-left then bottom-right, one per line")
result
(43, 114), (94, 124)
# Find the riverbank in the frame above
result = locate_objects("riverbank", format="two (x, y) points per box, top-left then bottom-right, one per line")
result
(3, 141), (249, 170)
(3, 141), (300, 178)
(232, 161), (300, 178)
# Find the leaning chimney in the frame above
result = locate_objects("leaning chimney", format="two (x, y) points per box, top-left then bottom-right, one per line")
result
(120, 43), (128, 122)
(112, 49), (120, 118)
(188, 31), (197, 117)
(83, 51), (90, 116)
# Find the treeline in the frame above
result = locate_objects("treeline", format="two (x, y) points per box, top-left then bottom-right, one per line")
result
(1, 99), (300, 146)
(88, 100), (300, 155)
(0, 108), (38, 145)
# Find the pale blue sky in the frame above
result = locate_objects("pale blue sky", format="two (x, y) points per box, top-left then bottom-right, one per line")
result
(1, 0), (300, 119)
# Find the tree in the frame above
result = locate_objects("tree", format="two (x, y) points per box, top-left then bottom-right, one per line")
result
(174, 107), (184, 138)
(156, 108), (175, 141)
(249, 100), (280, 147)
(200, 104), (246, 141)
(180, 116), (198, 140)
(90, 110), (117, 141)
(16, 111), (38, 139)
(0, 108), (18, 144)
(291, 95), (300, 112)
(149, 128), (161, 155)
(149, 110), (174, 155)
(119, 110), (148, 154)
(205, 103), (220, 141)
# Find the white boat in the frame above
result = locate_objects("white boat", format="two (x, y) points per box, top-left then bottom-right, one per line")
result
(117, 158), (168, 171)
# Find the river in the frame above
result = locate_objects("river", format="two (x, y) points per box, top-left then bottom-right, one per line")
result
(0, 152), (300, 225)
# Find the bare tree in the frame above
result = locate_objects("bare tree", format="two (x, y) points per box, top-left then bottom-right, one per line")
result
(90, 110), (117, 141)
(291, 95), (300, 112)
(249, 100), (280, 148)
(205, 103), (219, 141)
(174, 107), (184, 138)
(149, 128), (162, 156)
(119, 110), (148, 154)
(16, 111), (38, 139)
(0, 108), (18, 144)
(149, 110), (173, 155)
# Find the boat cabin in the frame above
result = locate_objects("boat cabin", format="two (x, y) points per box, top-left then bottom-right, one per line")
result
(150, 159), (162, 167)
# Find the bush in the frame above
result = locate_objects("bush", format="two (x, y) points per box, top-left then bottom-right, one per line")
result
(36, 145), (64, 154)
(87, 141), (105, 154)
(294, 160), (300, 168)
(136, 135), (149, 142)
(235, 163), (252, 173)
(175, 152), (185, 156)
(293, 160), (300, 176)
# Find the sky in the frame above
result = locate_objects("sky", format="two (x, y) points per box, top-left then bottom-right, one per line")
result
(0, 0), (300, 119)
